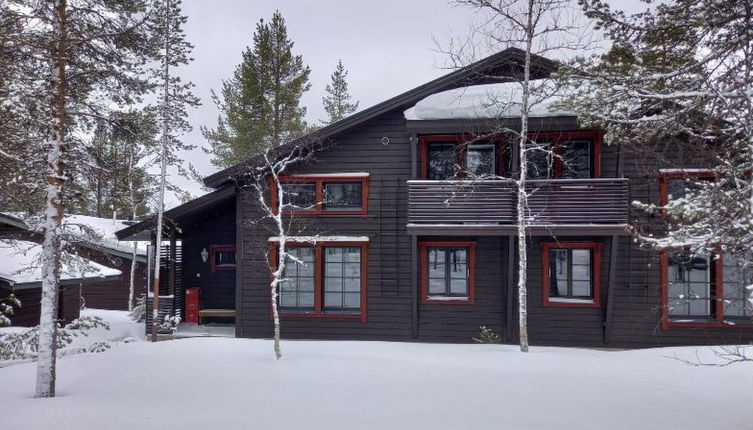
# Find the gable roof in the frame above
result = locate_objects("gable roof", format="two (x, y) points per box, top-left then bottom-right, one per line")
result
(203, 48), (558, 189)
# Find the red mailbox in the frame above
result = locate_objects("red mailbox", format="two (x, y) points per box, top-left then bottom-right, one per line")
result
(185, 288), (200, 324)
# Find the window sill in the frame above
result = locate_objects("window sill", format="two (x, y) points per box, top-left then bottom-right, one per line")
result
(544, 297), (599, 308)
(422, 296), (474, 305)
(279, 311), (366, 322)
(664, 319), (753, 329)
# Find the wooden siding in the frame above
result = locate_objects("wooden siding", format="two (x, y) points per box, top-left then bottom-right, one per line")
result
(231, 107), (753, 347)
(0, 282), (81, 327)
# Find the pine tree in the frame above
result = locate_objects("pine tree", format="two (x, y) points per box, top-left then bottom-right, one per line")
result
(0, 0), (195, 397)
(203, 11), (311, 167)
(322, 60), (359, 124)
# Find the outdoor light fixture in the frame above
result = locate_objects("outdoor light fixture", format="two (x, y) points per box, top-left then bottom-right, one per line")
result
(201, 247), (209, 263)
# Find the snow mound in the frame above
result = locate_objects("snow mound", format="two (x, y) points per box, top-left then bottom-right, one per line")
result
(0, 240), (121, 286)
(404, 81), (575, 120)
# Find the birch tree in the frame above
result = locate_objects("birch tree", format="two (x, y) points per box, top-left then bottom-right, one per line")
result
(448, 0), (593, 352)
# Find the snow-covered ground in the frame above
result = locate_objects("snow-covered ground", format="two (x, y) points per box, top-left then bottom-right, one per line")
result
(0, 312), (750, 429)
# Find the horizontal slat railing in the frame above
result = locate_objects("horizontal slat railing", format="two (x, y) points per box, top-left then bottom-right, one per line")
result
(407, 178), (629, 226)
(407, 180), (516, 224)
(525, 178), (629, 225)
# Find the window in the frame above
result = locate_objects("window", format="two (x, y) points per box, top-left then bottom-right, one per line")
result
(662, 250), (752, 327)
(466, 143), (496, 178)
(420, 135), (509, 179)
(542, 242), (602, 307)
(270, 240), (368, 320)
(527, 132), (601, 179)
(271, 174), (369, 216)
(324, 182), (362, 211)
(428, 141), (459, 180)
(210, 245), (236, 272)
(420, 241), (476, 304)
(657, 170), (751, 327)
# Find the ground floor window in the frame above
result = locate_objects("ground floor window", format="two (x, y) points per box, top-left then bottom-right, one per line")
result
(210, 245), (236, 272)
(419, 241), (476, 304)
(662, 249), (752, 327)
(542, 242), (602, 307)
(270, 240), (368, 321)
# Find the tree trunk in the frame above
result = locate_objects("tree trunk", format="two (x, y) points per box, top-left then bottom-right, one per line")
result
(36, 0), (68, 398)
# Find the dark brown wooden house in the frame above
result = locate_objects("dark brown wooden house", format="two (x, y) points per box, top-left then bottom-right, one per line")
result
(117, 48), (753, 347)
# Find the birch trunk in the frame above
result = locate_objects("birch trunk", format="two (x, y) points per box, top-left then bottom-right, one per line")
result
(36, 0), (68, 398)
(516, 0), (535, 353)
(127, 147), (137, 312)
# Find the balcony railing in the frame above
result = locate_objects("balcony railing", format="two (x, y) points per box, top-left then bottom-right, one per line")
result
(407, 178), (629, 227)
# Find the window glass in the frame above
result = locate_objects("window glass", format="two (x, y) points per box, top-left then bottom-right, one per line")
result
(548, 248), (593, 299)
(281, 183), (316, 210)
(215, 250), (236, 266)
(722, 254), (752, 318)
(667, 178), (706, 202)
(324, 182), (362, 210)
(466, 144), (496, 178)
(280, 247), (315, 310)
(560, 140), (591, 179)
(525, 141), (553, 179)
(428, 142), (459, 180)
(324, 247), (361, 310)
(427, 247), (469, 298)
(667, 251), (712, 317)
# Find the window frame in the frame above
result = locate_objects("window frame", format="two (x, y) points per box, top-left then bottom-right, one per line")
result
(541, 241), (602, 308)
(419, 135), (508, 180)
(527, 131), (602, 179)
(270, 174), (369, 217)
(209, 245), (236, 273)
(268, 240), (368, 321)
(419, 241), (476, 305)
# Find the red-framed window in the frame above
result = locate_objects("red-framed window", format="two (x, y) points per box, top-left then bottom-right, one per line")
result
(269, 174), (369, 216)
(418, 131), (602, 180)
(658, 170), (751, 328)
(542, 242), (602, 307)
(419, 241), (476, 305)
(526, 131), (602, 179)
(419, 135), (509, 180)
(210, 245), (236, 273)
(268, 240), (368, 321)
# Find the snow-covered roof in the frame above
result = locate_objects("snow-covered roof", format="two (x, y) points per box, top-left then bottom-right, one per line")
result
(0, 240), (121, 288)
(403, 81), (575, 121)
(63, 214), (149, 257)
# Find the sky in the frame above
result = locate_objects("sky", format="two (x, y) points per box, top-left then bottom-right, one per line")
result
(168, 0), (647, 208)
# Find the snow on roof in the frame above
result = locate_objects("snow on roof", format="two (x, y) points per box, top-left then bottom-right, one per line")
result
(0, 240), (121, 287)
(403, 81), (575, 121)
(63, 215), (149, 257)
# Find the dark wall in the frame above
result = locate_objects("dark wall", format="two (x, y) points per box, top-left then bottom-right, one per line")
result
(180, 199), (237, 313)
(75, 247), (147, 311)
(233, 107), (753, 347)
(1, 282), (82, 327)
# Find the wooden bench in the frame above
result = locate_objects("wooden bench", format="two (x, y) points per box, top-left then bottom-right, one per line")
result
(198, 309), (236, 324)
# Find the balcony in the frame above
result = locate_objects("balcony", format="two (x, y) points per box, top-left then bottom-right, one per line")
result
(406, 178), (629, 235)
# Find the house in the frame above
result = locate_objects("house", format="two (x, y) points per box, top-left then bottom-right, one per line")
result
(0, 213), (148, 312)
(0, 240), (122, 326)
(116, 48), (753, 347)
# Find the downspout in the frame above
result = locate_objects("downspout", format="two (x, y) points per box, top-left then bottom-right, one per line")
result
(410, 133), (419, 338)
(603, 143), (624, 343)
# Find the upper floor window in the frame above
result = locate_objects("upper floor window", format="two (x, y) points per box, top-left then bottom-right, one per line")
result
(420, 241), (476, 305)
(542, 242), (602, 307)
(271, 174), (369, 216)
(526, 132), (601, 180)
(420, 135), (510, 180)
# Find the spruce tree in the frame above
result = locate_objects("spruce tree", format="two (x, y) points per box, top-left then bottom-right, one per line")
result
(322, 60), (359, 124)
(203, 11), (311, 167)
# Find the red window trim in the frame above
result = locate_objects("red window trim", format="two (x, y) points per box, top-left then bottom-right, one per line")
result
(209, 245), (236, 273)
(268, 240), (368, 322)
(418, 131), (602, 180)
(541, 241), (602, 308)
(269, 174), (369, 217)
(419, 134), (507, 180)
(419, 241), (476, 305)
(656, 169), (750, 329)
